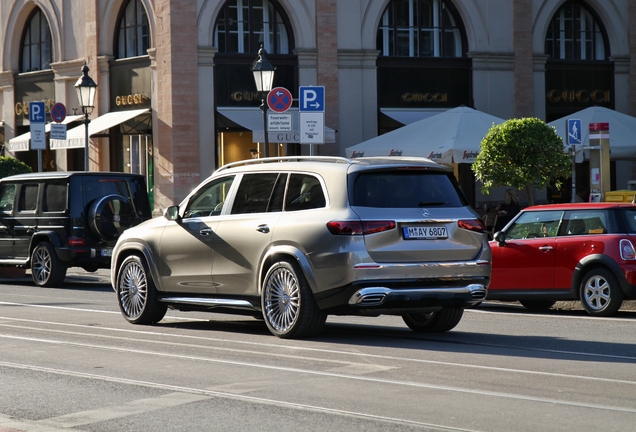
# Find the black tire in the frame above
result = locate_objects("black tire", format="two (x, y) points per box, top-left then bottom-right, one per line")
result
(88, 194), (135, 241)
(580, 268), (623, 317)
(31, 242), (67, 287)
(402, 308), (464, 333)
(116, 255), (167, 324)
(262, 259), (326, 339)
(519, 300), (556, 311)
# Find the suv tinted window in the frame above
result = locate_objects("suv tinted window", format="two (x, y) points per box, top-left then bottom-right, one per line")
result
(0, 184), (16, 213)
(43, 182), (67, 212)
(285, 174), (325, 211)
(184, 176), (235, 218)
(18, 184), (39, 212)
(352, 170), (465, 208)
(232, 173), (278, 214)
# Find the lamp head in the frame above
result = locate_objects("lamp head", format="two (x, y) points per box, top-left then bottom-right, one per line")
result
(74, 62), (98, 111)
(251, 46), (275, 96)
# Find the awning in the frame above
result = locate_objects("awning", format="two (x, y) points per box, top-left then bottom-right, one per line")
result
(217, 107), (336, 143)
(51, 108), (150, 149)
(7, 115), (84, 152)
(380, 108), (445, 125)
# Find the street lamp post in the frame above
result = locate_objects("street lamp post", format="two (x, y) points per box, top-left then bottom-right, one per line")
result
(74, 62), (98, 171)
(251, 46), (275, 158)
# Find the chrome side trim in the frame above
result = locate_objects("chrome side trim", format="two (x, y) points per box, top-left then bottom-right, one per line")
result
(160, 297), (256, 309)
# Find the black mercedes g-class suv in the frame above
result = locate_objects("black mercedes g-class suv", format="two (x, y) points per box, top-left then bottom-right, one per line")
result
(0, 172), (151, 287)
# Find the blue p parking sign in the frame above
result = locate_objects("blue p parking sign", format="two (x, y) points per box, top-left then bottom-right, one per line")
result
(299, 86), (325, 112)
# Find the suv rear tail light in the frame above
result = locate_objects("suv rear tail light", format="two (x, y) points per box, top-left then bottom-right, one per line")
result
(458, 219), (486, 233)
(620, 239), (636, 260)
(68, 237), (86, 246)
(327, 220), (396, 236)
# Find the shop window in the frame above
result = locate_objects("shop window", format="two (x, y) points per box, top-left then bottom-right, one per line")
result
(115, 0), (150, 59)
(545, 1), (607, 61)
(214, 0), (291, 54)
(20, 8), (52, 72)
(377, 0), (465, 58)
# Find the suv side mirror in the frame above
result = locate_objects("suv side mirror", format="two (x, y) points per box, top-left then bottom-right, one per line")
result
(164, 205), (181, 222)
(493, 231), (506, 246)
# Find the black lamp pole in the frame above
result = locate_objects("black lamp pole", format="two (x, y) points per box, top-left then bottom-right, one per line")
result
(251, 46), (275, 158)
(74, 62), (97, 171)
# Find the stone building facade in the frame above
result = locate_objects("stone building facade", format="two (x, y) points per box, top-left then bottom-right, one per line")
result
(0, 0), (634, 211)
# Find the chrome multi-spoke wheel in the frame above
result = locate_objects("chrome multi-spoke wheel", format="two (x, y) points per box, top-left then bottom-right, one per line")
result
(262, 260), (325, 339)
(31, 242), (67, 287)
(580, 268), (623, 317)
(116, 255), (166, 324)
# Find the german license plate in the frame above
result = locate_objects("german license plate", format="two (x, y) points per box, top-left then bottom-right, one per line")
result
(101, 248), (113, 257)
(403, 226), (448, 239)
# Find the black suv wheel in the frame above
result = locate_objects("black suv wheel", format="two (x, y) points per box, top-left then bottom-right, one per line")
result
(31, 242), (67, 287)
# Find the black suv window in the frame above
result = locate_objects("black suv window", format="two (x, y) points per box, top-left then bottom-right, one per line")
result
(18, 184), (39, 212)
(285, 174), (325, 211)
(0, 184), (16, 213)
(232, 173), (278, 214)
(352, 170), (465, 208)
(43, 182), (68, 213)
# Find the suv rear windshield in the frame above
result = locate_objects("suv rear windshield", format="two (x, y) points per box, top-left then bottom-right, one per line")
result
(85, 178), (150, 216)
(351, 170), (466, 208)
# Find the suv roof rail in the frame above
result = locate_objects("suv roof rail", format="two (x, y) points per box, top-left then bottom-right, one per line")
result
(216, 156), (354, 172)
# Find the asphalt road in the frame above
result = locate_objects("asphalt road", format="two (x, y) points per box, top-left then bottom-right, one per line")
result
(0, 269), (635, 431)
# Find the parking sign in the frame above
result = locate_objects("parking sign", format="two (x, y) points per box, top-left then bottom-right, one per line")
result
(299, 86), (325, 112)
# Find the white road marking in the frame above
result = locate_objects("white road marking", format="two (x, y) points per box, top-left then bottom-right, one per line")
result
(0, 362), (479, 432)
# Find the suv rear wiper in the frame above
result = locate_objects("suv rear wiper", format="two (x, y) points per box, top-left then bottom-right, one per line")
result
(418, 201), (448, 206)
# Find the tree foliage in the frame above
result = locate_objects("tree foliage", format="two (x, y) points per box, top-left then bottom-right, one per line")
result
(0, 156), (32, 179)
(472, 117), (571, 205)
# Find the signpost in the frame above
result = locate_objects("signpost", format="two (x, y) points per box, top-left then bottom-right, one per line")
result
(29, 101), (46, 172)
(299, 86), (325, 154)
(267, 87), (293, 113)
(50, 102), (68, 141)
(567, 118), (582, 202)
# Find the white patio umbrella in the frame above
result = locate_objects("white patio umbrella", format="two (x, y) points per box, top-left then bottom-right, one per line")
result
(345, 106), (505, 164)
(549, 106), (636, 159)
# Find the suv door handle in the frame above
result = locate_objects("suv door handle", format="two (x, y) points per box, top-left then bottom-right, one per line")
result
(199, 228), (213, 236)
(539, 246), (553, 251)
(256, 224), (270, 234)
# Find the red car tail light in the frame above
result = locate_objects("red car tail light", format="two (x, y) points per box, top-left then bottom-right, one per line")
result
(458, 219), (486, 233)
(620, 239), (636, 260)
(327, 220), (396, 235)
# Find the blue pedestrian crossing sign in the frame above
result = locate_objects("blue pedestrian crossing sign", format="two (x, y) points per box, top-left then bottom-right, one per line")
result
(299, 86), (325, 112)
(567, 119), (582, 145)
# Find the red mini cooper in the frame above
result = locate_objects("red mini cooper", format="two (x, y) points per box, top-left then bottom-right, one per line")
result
(488, 202), (636, 316)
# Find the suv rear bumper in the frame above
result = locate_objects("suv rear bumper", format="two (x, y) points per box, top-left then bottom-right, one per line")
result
(56, 247), (113, 267)
(315, 278), (489, 314)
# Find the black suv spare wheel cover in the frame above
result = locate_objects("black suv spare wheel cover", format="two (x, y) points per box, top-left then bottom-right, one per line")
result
(89, 194), (135, 240)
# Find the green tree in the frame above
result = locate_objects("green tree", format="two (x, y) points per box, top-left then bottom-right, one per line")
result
(0, 156), (32, 178)
(472, 117), (570, 206)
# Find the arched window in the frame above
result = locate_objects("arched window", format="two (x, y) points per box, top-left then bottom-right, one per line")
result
(214, 0), (291, 54)
(377, 0), (465, 57)
(545, 1), (608, 60)
(20, 8), (52, 72)
(115, 0), (150, 59)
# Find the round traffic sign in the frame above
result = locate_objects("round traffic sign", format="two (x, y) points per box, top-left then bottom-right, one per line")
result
(51, 102), (67, 123)
(267, 87), (293, 113)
